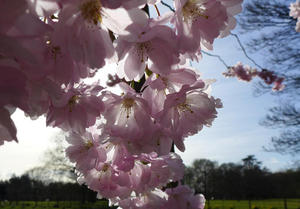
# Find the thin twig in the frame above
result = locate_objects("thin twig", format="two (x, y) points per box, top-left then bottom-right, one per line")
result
(230, 32), (264, 69)
(201, 50), (229, 68)
(154, 5), (161, 16)
(161, 1), (175, 12)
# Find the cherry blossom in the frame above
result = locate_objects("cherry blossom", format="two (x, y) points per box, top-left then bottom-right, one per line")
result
(0, 0), (270, 208)
(224, 62), (285, 91)
(47, 83), (105, 133)
(290, 1), (300, 32)
(173, 0), (243, 58)
(116, 18), (180, 81)
(0, 107), (18, 145)
(102, 85), (153, 139)
(156, 82), (222, 151)
(66, 131), (106, 172)
(116, 189), (168, 209)
(164, 185), (206, 209)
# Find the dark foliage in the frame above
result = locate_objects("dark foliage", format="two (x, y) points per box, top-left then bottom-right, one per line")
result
(0, 175), (97, 202)
(183, 156), (300, 200)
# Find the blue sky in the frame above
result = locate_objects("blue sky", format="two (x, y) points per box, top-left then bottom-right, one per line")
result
(0, 1), (296, 180)
(178, 35), (294, 170)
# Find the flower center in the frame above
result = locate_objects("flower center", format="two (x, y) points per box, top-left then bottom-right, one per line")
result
(80, 0), (102, 25)
(51, 46), (61, 61)
(68, 95), (80, 112)
(136, 42), (152, 63)
(84, 140), (94, 149)
(177, 101), (193, 113)
(182, 0), (208, 22)
(102, 163), (109, 172)
(122, 98), (136, 118)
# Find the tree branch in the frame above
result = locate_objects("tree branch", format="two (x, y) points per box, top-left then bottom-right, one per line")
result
(161, 1), (175, 12)
(201, 50), (229, 68)
(230, 32), (264, 69)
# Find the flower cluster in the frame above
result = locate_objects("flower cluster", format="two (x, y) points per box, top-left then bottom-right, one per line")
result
(223, 62), (285, 91)
(0, 0), (244, 208)
(290, 1), (300, 32)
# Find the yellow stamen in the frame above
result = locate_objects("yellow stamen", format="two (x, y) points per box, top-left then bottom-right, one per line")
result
(136, 42), (152, 63)
(68, 95), (79, 112)
(84, 140), (94, 149)
(102, 163), (109, 172)
(51, 46), (61, 61)
(182, 0), (209, 22)
(178, 102), (194, 113)
(80, 0), (102, 25)
(122, 98), (136, 118)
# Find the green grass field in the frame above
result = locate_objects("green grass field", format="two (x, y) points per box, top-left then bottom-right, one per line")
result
(205, 199), (300, 209)
(0, 199), (299, 209)
(0, 200), (115, 209)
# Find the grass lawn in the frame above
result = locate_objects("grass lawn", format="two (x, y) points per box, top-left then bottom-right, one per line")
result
(0, 199), (299, 209)
(205, 199), (300, 209)
(0, 200), (115, 209)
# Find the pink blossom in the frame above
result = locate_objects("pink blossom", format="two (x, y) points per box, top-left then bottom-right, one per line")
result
(18, 33), (96, 85)
(50, 0), (124, 69)
(60, 0), (147, 9)
(66, 131), (106, 172)
(130, 153), (184, 194)
(164, 185), (206, 209)
(46, 83), (105, 133)
(290, 1), (300, 32)
(102, 85), (152, 139)
(24, 80), (51, 119)
(82, 163), (132, 199)
(102, 123), (172, 156)
(173, 0), (242, 56)
(117, 189), (168, 209)
(218, 0), (243, 38)
(27, 0), (60, 17)
(0, 0), (28, 33)
(258, 70), (285, 91)
(0, 62), (28, 110)
(116, 18), (180, 81)
(272, 77), (285, 92)
(111, 143), (137, 172)
(290, 1), (300, 19)
(156, 82), (221, 151)
(223, 62), (257, 82)
(223, 62), (285, 91)
(0, 107), (17, 145)
(130, 125), (173, 156)
(142, 68), (199, 115)
(51, 20), (114, 70)
(0, 0), (248, 206)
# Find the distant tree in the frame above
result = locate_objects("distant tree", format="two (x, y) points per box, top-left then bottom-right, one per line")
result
(0, 181), (6, 200)
(241, 155), (261, 169)
(238, 0), (300, 155)
(241, 155), (271, 199)
(184, 156), (278, 199)
(217, 163), (243, 199)
(184, 159), (218, 199)
(262, 104), (300, 155)
(26, 133), (76, 183)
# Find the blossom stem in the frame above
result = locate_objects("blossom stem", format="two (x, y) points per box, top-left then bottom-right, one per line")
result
(161, 1), (175, 12)
(201, 50), (229, 68)
(154, 5), (161, 16)
(230, 32), (264, 69)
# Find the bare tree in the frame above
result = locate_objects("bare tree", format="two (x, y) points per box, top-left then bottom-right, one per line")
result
(238, 0), (300, 155)
(26, 132), (76, 183)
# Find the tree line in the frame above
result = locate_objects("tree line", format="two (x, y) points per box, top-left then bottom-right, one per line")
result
(183, 155), (300, 200)
(0, 175), (97, 202)
(0, 155), (299, 202)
